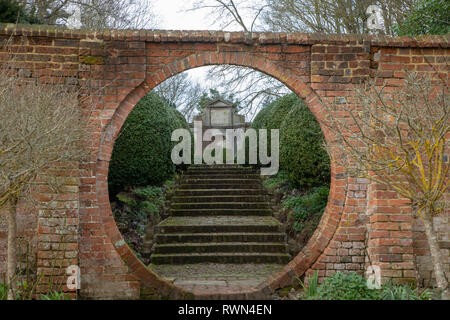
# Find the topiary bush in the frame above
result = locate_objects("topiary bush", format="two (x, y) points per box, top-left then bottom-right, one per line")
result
(279, 97), (330, 188)
(108, 92), (189, 197)
(251, 93), (330, 188)
(250, 94), (300, 166)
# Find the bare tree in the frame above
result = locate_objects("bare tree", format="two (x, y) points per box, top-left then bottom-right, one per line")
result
(324, 72), (449, 298)
(16, 0), (158, 29)
(262, 0), (415, 35)
(0, 57), (90, 299)
(154, 72), (205, 122)
(204, 65), (289, 120)
(188, 0), (267, 32)
(186, 1), (290, 118)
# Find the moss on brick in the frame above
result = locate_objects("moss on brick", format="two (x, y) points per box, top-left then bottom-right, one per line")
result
(79, 55), (104, 65)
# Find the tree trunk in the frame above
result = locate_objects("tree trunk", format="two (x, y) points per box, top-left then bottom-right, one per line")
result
(422, 213), (449, 300)
(7, 195), (18, 300)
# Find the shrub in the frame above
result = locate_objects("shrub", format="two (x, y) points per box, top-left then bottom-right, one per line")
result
(283, 186), (329, 232)
(298, 271), (319, 300)
(40, 291), (70, 300)
(108, 92), (189, 197)
(263, 170), (290, 191)
(380, 281), (434, 300)
(280, 98), (330, 188)
(113, 183), (170, 260)
(0, 283), (6, 300)
(251, 94), (330, 188)
(253, 94), (298, 131)
(395, 0), (450, 36)
(315, 272), (380, 300)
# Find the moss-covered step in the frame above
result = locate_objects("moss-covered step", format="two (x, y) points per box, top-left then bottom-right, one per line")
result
(153, 242), (288, 254)
(156, 216), (281, 233)
(150, 252), (291, 264)
(171, 195), (269, 203)
(171, 202), (269, 210)
(154, 232), (287, 244)
(178, 183), (262, 190)
(170, 208), (272, 216)
(174, 189), (265, 196)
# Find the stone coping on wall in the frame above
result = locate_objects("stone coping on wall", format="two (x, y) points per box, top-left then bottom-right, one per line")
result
(0, 23), (449, 48)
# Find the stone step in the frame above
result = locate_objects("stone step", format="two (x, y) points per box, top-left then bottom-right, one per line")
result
(155, 232), (286, 244)
(180, 178), (261, 185)
(171, 202), (269, 210)
(171, 195), (268, 203)
(153, 242), (288, 254)
(188, 164), (243, 169)
(174, 189), (266, 197)
(185, 169), (257, 174)
(178, 183), (262, 190)
(150, 252), (291, 264)
(156, 216), (282, 233)
(182, 174), (260, 179)
(170, 208), (272, 216)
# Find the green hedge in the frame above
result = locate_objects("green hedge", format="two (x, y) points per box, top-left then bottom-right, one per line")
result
(251, 93), (330, 188)
(108, 92), (189, 197)
(279, 97), (330, 188)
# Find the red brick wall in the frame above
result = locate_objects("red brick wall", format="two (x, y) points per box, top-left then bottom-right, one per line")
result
(0, 24), (448, 299)
(0, 200), (38, 280)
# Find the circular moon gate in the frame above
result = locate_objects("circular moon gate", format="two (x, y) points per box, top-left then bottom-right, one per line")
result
(96, 51), (345, 299)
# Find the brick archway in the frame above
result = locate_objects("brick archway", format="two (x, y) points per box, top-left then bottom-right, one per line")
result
(0, 26), (447, 299)
(97, 51), (346, 298)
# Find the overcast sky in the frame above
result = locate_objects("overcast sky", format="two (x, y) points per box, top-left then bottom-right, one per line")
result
(150, 1), (217, 85)
(152, 0), (257, 31)
(152, 0), (211, 30)
(148, 0), (285, 121)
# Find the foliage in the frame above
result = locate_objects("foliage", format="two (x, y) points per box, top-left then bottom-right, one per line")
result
(280, 97), (330, 188)
(40, 291), (70, 300)
(0, 0), (40, 23)
(298, 271), (319, 300)
(108, 92), (189, 198)
(323, 72), (449, 295)
(395, 0), (450, 35)
(252, 94), (296, 130)
(298, 272), (435, 300)
(13, 0), (157, 29)
(262, 170), (290, 191)
(252, 93), (330, 188)
(315, 272), (380, 300)
(113, 182), (172, 262)
(115, 185), (165, 230)
(0, 282), (6, 300)
(380, 281), (434, 300)
(262, 0), (415, 36)
(283, 186), (329, 232)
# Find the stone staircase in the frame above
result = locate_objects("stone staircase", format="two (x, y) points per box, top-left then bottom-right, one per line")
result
(149, 164), (290, 265)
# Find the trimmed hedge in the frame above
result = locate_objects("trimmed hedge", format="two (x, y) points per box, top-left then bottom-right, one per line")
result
(252, 94), (296, 130)
(279, 97), (330, 188)
(251, 93), (330, 188)
(108, 92), (189, 197)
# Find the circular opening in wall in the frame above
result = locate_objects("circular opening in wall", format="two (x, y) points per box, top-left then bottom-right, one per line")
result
(105, 63), (333, 297)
